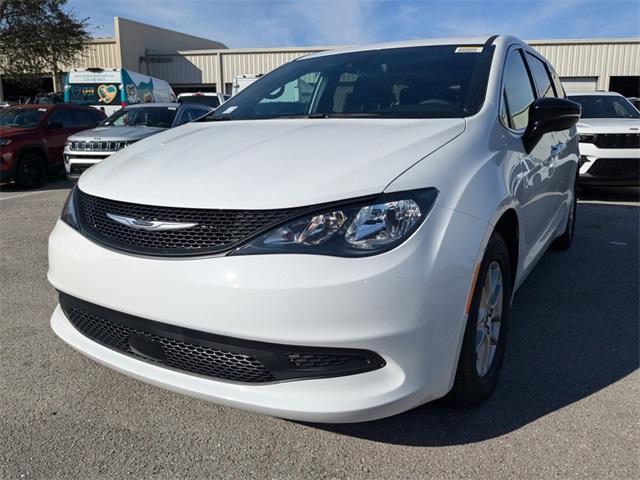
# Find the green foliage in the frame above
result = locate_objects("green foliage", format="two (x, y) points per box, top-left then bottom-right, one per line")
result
(0, 0), (90, 86)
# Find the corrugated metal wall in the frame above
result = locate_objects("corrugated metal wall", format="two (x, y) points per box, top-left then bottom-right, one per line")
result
(530, 40), (640, 89)
(148, 53), (219, 85)
(147, 40), (639, 93)
(59, 39), (121, 71)
(221, 50), (313, 81)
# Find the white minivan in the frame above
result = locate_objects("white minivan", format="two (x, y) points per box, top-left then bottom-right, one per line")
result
(49, 36), (581, 423)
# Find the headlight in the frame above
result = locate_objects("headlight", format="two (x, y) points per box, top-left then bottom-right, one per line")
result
(61, 186), (80, 231)
(0, 138), (12, 146)
(231, 188), (438, 257)
(579, 134), (596, 144)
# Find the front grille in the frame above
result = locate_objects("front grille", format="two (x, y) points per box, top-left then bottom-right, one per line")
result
(70, 140), (132, 152)
(77, 190), (303, 256)
(59, 293), (385, 383)
(587, 158), (639, 179)
(588, 133), (640, 149)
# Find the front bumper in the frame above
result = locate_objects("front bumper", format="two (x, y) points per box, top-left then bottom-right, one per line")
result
(48, 204), (488, 422)
(578, 142), (639, 186)
(64, 149), (113, 179)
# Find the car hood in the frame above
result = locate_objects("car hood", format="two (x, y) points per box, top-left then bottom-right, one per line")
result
(577, 117), (640, 133)
(69, 125), (166, 141)
(79, 118), (465, 209)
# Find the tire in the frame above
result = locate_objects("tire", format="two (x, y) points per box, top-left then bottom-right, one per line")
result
(14, 151), (46, 189)
(449, 232), (512, 407)
(551, 173), (577, 251)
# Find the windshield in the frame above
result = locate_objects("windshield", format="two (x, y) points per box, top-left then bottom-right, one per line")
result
(0, 108), (45, 128)
(207, 45), (494, 121)
(178, 95), (220, 107)
(569, 95), (640, 119)
(102, 106), (178, 128)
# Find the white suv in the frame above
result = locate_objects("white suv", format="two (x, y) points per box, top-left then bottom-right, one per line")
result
(49, 36), (580, 423)
(568, 91), (640, 186)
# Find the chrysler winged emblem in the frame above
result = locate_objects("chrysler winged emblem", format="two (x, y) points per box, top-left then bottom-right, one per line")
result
(106, 213), (198, 231)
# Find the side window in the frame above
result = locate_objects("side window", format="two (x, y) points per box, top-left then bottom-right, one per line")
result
(549, 69), (566, 98)
(526, 53), (556, 98)
(177, 108), (200, 125)
(47, 109), (74, 128)
(73, 109), (98, 128)
(502, 49), (536, 130)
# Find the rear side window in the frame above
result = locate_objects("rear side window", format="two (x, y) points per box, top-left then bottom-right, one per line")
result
(502, 50), (536, 130)
(526, 53), (555, 98)
(47, 109), (74, 128)
(73, 109), (98, 127)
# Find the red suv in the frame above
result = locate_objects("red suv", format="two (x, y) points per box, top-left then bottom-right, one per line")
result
(0, 104), (106, 188)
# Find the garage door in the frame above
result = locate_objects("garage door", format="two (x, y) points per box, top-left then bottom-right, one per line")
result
(561, 77), (598, 92)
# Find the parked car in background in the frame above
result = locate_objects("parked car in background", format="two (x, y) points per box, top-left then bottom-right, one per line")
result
(0, 104), (105, 188)
(568, 91), (640, 186)
(627, 97), (640, 111)
(65, 68), (176, 116)
(232, 74), (263, 95)
(64, 102), (212, 180)
(49, 35), (581, 422)
(33, 92), (65, 104)
(177, 92), (229, 109)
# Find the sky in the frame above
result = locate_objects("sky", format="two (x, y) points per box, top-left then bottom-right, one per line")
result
(67, 0), (640, 48)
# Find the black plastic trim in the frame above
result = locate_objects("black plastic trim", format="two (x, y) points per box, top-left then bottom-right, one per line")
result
(58, 292), (386, 383)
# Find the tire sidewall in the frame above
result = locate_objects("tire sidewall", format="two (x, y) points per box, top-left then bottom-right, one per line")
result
(454, 233), (513, 402)
(16, 152), (46, 188)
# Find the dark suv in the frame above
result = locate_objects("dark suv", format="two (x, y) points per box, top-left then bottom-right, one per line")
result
(0, 104), (105, 188)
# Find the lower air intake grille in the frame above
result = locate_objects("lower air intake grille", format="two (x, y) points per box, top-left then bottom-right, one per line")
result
(587, 158), (639, 179)
(77, 190), (304, 256)
(59, 293), (385, 383)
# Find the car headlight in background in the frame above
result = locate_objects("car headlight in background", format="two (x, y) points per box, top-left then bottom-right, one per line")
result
(231, 188), (438, 257)
(0, 138), (12, 146)
(579, 134), (596, 144)
(60, 186), (80, 231)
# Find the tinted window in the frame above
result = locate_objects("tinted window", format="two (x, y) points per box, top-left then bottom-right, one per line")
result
(178, 96), (220, 107)
(48, 109), (74, 128)
(0, 108), (45, 128)
(526, 53), (555, 98)
(73, 109), (98, 127)
(177, 107), (206, 125)
(102, 106), (178, 128)
(502, 50), (536, 129)
(208, 45), (495, 120)
(568, 95), (640, 119)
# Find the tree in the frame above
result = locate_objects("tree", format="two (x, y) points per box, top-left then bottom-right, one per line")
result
(0, 0), (90, 91)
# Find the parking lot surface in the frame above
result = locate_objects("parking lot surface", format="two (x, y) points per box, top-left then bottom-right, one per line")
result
(1, 180), (638, 479)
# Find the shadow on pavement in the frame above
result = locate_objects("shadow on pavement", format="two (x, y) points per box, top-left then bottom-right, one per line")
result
(0, 177), (73, 193)
(312, 193), (639, 446)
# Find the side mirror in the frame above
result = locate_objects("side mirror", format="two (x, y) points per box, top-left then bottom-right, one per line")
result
(45, 121), (64, 130)
(523, 97), (581, 153)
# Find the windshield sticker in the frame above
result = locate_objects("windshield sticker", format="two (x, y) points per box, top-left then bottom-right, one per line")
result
(38, 108), (47, 112)
(455, 46), (483, 53)
(221, 106), (238, 114)
(168, 107), (177, 110)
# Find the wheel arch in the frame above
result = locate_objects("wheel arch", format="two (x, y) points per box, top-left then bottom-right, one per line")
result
(492, 208), (519, 288)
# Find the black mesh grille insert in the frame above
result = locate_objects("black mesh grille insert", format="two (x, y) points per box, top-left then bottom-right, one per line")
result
(66, 307), (276, 383)
(592, 133), (640, 149)
(58, 293), (386, 383)
(587, 158), (639, 179)
(77, 190), (303, 256)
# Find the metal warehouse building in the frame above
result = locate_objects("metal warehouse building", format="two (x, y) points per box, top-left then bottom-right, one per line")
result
(1, 17), (639, 100)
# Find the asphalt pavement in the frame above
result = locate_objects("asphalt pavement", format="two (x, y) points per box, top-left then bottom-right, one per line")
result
(0, 179), (638, 479)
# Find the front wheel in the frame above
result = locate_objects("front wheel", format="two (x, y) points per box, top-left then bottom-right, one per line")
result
(14, 151), (46, 189)
(449, 232), (512, 407)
